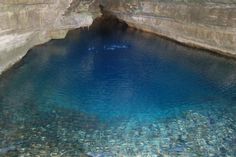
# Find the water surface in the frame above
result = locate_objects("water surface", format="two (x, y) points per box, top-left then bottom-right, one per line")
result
(0, 19), (236, 156)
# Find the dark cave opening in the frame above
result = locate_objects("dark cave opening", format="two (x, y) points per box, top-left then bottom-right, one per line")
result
(91, 4), (129, 35)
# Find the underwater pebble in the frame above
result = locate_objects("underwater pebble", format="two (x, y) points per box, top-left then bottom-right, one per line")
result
(0, 109), (235, 156)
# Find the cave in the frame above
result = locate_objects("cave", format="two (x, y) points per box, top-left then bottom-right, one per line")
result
(0, 1), (236, 156)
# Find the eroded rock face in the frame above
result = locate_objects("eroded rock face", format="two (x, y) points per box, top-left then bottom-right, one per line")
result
(100, 0), (236, 57)
(0, 0), (236, 75)
(0, 0), (100, 74)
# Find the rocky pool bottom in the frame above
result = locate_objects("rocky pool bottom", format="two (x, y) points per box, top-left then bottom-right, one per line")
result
(0, 18), (236, 156)
(0, 101), (235, 157)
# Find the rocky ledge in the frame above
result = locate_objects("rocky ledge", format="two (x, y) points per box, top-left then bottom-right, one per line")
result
(0, 0), (236, 75)
(101, 0), (236, 58)
(0, 0), (100, 75)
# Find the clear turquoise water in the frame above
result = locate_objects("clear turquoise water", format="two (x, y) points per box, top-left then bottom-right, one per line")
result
(0, 20), (236, 156)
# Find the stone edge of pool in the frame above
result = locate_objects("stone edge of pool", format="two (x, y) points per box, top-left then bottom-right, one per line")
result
(100, 0), (236, 59)
(0, 0), (101, 75)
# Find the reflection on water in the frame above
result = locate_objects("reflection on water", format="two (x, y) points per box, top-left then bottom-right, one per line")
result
(0, 18), (236, 156)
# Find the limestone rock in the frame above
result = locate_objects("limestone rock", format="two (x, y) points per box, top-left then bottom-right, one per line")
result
(1, 0), (236, 75)
(101, 0), (236, 58)
(0, 0), (100, 75)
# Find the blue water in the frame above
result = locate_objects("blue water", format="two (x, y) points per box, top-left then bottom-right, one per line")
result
(0, 20), (236, 156)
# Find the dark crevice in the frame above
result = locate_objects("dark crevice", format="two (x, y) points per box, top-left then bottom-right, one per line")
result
(91, 6), (129, 35)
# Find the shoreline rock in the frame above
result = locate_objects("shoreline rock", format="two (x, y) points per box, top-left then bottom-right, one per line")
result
(1, 0), (236, 75)
(0, 0), (101, 75)
(100, 0), (236, 59)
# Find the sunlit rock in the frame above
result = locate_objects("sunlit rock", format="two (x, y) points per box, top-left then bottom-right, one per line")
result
(101, 0), (236, 58)
(0, 0), (100, 75)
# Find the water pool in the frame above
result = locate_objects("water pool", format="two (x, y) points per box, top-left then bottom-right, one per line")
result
(0, 19), (236, 156)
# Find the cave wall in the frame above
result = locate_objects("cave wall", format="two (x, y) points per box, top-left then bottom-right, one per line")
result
(0, 0), (100, 75)
(100, 0), (236, 57)
(0, 0), (236, 75)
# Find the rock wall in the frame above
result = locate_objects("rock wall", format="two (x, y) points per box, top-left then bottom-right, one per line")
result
(100, 0), (236, 58)
(1, 0), (236, 75)
(0, 0), (100, 75)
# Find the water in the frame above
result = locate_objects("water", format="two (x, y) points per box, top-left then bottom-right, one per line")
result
(0, 19), (236, 156)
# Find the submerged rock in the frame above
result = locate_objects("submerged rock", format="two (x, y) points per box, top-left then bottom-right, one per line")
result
(0, 146), (17, 155)
(86, 152), (113, 157)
